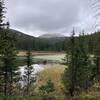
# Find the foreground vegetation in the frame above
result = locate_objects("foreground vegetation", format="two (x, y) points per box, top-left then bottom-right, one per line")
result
(37, 66), (100, 100)
(0, 66), (100, 100)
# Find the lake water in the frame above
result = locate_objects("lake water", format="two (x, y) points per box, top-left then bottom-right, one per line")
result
(34, 54), (65, 64)
(18, 64), (45, 87)
(18, 64), (44, 75)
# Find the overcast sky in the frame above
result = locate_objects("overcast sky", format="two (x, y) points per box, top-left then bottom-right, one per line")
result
(5, 0), (99, 37)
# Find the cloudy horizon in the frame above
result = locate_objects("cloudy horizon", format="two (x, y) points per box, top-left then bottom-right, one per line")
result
(5, 0), (99, 37)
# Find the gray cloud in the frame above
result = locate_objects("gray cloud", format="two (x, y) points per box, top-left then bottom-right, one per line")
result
(5, 0), (96, 36)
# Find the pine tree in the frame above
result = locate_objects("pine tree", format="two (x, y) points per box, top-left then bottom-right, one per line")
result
(0, 0), (17, 96)
(76, 32), (93, 89)
(63, 30), (92, 97)
(1, 25), (17, 96)
(0, 0), (6, 94)
(63, 29), (76, 96)
(0, 0), (4, 28)
(93, 33), (100, 83)
(0, 0), (5, 54)
(39, 80), (55, 94)
(22, 50), (36, 96)
(39, 80), (55, 99)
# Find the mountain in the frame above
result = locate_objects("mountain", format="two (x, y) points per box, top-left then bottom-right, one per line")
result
(7, 29), (67, 51)
(10, 29), (66, 44)
(8, 29), (36, 50)
(39, 33), (65, 38)
(10, 29), (35, 39)
(38, 33), (67, 45)
(7, 29), (100, 52)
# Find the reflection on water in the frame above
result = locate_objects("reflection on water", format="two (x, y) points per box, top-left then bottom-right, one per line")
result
(18, 64), (45, 87)
(18, 64), (44, 75)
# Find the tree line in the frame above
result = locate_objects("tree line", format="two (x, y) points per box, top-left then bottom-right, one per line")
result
(4, 29), (100, 53)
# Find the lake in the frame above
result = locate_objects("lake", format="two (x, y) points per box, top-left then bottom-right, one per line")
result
(34, 53), (65, 64)
(17, 53), (66, 66)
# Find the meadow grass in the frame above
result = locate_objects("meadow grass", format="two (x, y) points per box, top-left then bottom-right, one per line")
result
(37, 65), (66, 97)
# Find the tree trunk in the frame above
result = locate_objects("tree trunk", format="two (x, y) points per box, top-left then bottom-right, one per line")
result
(4, 66), (7, 96)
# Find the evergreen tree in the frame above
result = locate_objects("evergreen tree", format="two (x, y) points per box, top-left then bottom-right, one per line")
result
(63, 30), (92, 96)
(0, 0), (6, 54)
(39, 80), (55, 99)
(0, 0), (7, 94)
(0, 0), (17, 96)
(76, 32), (93, 89)
(93, 32), (100, 83)
(0, 0), (5, 28)
(39, 80), (55, 94)
(22, 50), (36, 96)
(63, 29), (76, 96)
(1, 26), (17, 96)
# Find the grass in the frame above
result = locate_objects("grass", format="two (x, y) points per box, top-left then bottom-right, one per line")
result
(38, 65), (65, 84)
(37, 65), (66, 97)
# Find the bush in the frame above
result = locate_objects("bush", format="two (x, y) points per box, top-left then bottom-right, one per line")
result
(39, 80), (55, 94)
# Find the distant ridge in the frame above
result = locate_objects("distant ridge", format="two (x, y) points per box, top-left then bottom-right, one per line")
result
(39, 33), (65, 38)
(10, 29), (35, 38)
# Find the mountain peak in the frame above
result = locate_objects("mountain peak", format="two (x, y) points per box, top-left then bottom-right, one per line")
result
(39, 33), (65, 38)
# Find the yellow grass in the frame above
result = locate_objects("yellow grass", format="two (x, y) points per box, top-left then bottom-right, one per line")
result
(37, 65), (66, 95)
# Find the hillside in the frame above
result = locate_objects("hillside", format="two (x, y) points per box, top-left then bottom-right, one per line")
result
(8, 29), (36, 50)
(9, 29), (36, 42)
(8, 29), (67, 51)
